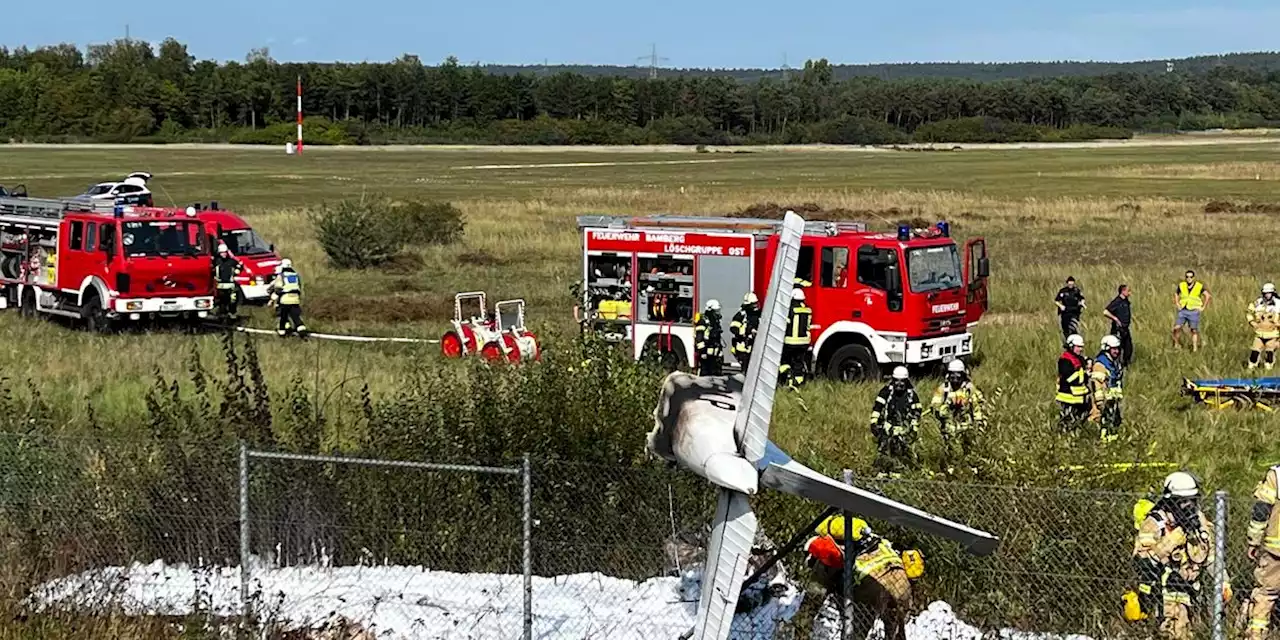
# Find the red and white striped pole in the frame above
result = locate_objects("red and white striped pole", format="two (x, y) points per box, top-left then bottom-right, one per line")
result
(296, 75), (303, 155)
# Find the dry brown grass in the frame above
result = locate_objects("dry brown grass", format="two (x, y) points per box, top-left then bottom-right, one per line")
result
(1073, 161), (1280, 181)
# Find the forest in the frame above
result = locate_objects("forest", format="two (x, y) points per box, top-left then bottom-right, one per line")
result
(2, 38), (1280, 145)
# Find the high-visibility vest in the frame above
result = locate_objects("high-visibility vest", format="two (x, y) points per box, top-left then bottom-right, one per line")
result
(276, 270), (301, 305)
(1179, 281), (1205, 310)
(786, 305), (811, 346)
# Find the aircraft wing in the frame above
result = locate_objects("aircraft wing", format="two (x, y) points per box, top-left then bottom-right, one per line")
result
(757, 448), (999, 556)
(735, 210), (804, 465)
(691, 490), (757, 640)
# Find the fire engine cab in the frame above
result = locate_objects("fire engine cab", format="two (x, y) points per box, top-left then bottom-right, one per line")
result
(576, 213), (989, 380)
(0, 195), (215, 331)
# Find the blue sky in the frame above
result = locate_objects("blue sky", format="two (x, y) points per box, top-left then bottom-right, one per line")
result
(7, 0), (1280, 67)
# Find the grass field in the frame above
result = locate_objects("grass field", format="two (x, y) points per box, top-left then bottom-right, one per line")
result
(2, 139), (1280, 495)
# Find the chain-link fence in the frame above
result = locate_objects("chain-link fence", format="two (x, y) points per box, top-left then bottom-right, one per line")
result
(0, 432), (1262, 639)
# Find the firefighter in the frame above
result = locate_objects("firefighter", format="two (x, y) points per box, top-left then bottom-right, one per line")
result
(779, 288), (811, 389)
(1132, 471), (1216, 640)
(268, 258), (308, 338)
(1089, 334), (1124, 441)
(870, 366), (921, 474)
(803, 515), (914, 640)
(1248, 283), (1280, 370)
(1243, 465), (1280, 640)
(1057, 333), (1091, 432)
(730, 292), (760, 370)
(930, 359), (985, 463)
(694, 299), (724, 376)
(212, 242), (244, 319)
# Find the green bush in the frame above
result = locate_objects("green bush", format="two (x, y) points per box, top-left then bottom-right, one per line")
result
(311, 194), (465, 269)
(309, 196), (404, 269)
(814, 116), (910, 145)
(913, 117), (1041, 143)
(388, 200), (466, 246)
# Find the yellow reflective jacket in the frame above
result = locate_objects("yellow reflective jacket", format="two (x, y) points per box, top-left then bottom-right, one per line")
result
(1248, 466), (1280, 557)
(1249, 298), (1280, 339)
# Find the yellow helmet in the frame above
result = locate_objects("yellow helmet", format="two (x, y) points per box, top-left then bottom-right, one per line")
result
(817, 515), (869, 542)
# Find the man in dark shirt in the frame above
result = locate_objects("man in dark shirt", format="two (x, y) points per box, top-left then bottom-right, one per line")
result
(1054, 277), (1086, 342)
(1104, 284), (1134, 366)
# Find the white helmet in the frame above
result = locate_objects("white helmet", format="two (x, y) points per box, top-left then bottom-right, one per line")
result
(1162, 471), (1200, 498)
(705, 299), (720, 312)
(217, 242), (229, 254)
(185, 206), (197, 217)
(1264, 283), (1276, 294)
(279, 258), (292, 272)
(792, 288), (805, 301)
(743, 292), (758, 305)
(947, 360), (966, 374)
(1066, 334), (1085, 348)
(1101, 335), (1121, 349)
(891, 366), (909, 380)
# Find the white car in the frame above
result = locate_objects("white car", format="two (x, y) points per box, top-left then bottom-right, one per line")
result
(72, 172), (153, 205)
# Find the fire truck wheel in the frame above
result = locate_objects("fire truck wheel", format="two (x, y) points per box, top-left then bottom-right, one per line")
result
(83, 295), (112, 334)
(826, 344), (877, 382)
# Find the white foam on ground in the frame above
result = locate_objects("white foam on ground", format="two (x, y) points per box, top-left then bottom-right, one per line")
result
(30, 561), (1096, 640)
(29, 559), (800, 639)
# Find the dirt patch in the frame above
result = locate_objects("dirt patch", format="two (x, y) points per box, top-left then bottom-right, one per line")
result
(1203, 200), (1280, 214)
(308, 292), (455, 323)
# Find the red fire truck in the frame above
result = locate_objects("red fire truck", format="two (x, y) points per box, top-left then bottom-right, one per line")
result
(576, 214), (989, 380)
(0, 195), (215, 331)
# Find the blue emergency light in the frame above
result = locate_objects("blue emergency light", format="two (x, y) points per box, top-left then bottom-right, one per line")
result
(113, 205), (124, 218)
(897, 223), (911, 241)
(936, 221), (950, 237)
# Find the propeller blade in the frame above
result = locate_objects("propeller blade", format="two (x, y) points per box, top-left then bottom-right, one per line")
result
(759, 455), (999, 556)
(736, 210), (805, 465)
(691, 490), (758, 640)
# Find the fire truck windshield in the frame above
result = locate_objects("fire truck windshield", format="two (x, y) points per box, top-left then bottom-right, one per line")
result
(219, 228), (272, 256)
(907, 245), (962, 293)
(121, 220), (202, 257)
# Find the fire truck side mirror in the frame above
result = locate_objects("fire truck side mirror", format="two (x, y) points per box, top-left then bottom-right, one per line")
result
(886, 264), (901, 293)
(978, 257), (990, 279)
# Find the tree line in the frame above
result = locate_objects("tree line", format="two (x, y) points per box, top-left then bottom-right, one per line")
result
(2, 38), (1280, 146)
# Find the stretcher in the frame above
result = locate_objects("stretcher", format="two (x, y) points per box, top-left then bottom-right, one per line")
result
(1182, 377), (1280, 411)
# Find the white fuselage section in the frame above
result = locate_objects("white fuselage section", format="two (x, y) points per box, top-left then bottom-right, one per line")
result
(647, 372), (758, 494)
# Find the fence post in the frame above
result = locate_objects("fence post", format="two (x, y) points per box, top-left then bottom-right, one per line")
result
(1213, 490), (1227, 640)
(842, 469), (854, 640)
(522, 453), (533, 640)
(239, 440), (250, 624)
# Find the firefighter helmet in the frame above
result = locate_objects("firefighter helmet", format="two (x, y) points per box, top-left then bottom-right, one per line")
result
(705, 299), (720, 312)
(817, 514), (870, 541)
(743, 292), (758, 305)
(1265, 283), (1276, 294)
(1066, 334), (1085, 348)
(892, 366), (909, 380)
(217, 242), (229, 254)
(1162, 471), (1200, 498)
(793, 288), (805, 301)
(947, 360), (966, 374)
(1101, 335), (1121, 350)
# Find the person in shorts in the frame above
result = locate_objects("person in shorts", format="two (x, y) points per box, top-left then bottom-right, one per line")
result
(1173, 270), (1209, 351)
